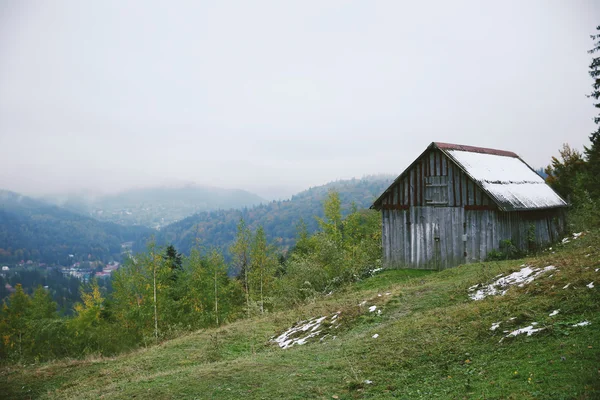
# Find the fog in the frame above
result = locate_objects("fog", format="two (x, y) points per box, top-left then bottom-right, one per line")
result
(0, 1), (598, 200)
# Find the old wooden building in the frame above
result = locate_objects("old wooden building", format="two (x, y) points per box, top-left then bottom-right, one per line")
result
(371, 142), (567, 270)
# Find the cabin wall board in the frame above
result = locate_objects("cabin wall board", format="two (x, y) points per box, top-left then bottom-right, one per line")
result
(382, 207), (566, 270)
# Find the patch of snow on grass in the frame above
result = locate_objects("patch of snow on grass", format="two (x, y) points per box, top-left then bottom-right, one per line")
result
(368, 305), (377, 312)
(563, 283), (571, 289)
(587, 282), (594, 289)
(500, 323), (544, 342)
(469, 265), (556, 300)
(573, 232), (583, 239)
(561, 238), (570, 244)
(549, 310), (560, 317)
(572, 321), (591, 327)
(490, 322), (501, 331)
(372, 333), (379, 339)
(272, 316), (329, 349)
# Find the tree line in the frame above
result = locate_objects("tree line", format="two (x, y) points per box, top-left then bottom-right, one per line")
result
(0, 191), (381, 363)
(545, 26), (600, 229)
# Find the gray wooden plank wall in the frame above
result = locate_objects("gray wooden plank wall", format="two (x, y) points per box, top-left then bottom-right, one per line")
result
(382, 207), (566, 270)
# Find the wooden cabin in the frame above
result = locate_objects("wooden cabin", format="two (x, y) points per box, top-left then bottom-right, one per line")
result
(371, 142), (567, 270)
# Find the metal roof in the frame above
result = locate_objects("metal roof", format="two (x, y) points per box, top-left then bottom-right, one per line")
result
(443, 148), (567, 211)
(372, 142), (567, 212)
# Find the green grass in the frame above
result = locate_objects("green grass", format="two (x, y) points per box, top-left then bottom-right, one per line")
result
(1, 231), (599, 399)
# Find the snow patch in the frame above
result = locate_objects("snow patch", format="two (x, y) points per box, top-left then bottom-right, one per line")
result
(549, 310), (560, 317)
(272, 316), (331, 349)
(500, 323), (544, 342)
(469, 265), (556, 300)
(563, 283), (571, 290)
(368, 305), (377, 313)
(372, 333), (379, 339)
(490, 322), (501, 331)
(587, 282), (595, 289)
(572, 321), (591, 327)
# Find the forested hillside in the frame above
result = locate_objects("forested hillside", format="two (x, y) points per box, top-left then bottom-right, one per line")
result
(151, 175), (393, 257)
(46, 184), (266, 229)
(0, 190), (151, 265)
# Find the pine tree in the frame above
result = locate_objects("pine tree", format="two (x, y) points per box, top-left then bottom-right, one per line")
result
(250, 226), (274, 314)
(230, 219), (252, 316)
(544, 144), (586, 202)
(2, 284), (31, 359)
(30, 286), (57, 320)
(584, 25), (600, 200)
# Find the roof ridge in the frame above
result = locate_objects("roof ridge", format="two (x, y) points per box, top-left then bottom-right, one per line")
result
(434, 142), (519, 158)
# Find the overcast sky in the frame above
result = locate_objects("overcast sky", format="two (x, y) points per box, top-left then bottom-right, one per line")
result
(0, 1), (598, 199)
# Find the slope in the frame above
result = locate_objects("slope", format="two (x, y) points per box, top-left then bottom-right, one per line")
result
(2, 230), (598, 399)
(0, 190), (152, 265)
(153, 175), (393, 256)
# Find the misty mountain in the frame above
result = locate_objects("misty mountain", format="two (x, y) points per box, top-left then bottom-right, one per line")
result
(149, 175), (394, 258)
(0, 190), (152, 265)
(45, 185), (267, 229)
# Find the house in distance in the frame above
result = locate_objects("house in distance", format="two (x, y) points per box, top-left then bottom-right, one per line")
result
(371, 142), (567, 270)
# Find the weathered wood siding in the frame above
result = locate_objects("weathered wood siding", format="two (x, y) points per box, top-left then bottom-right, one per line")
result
(383, 208), (565, 269)
(379, 149), (496, 210)
(379, 149), (566, 270)
(382, 207), (465, 270)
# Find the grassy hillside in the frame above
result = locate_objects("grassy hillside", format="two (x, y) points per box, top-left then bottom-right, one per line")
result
(1, 230), (598, 399)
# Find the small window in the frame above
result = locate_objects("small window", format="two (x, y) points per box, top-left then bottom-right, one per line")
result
(425, 176), (448, 206)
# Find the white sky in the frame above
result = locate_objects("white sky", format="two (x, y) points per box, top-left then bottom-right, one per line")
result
(0, 1), (598, 199)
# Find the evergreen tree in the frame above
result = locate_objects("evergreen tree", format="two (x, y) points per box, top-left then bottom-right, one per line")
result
(250, 226), (275, 314)
(164, 244), (183, 276)
(230, 219), (252, 316)
(30, 286), (58, 320)
(544, 144), (586, 202)
(1, 284), (31, 359)
(584, 25), (600, 200)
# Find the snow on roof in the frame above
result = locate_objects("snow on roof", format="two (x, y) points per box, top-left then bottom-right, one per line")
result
(445, 149), (567, 211)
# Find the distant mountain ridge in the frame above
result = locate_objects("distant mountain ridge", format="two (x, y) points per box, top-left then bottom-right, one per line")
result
(0, 176), (393, 266)
(44, 184), (267, 229)
(0, 190), (152, 265)
(150, 175), (394, 257)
